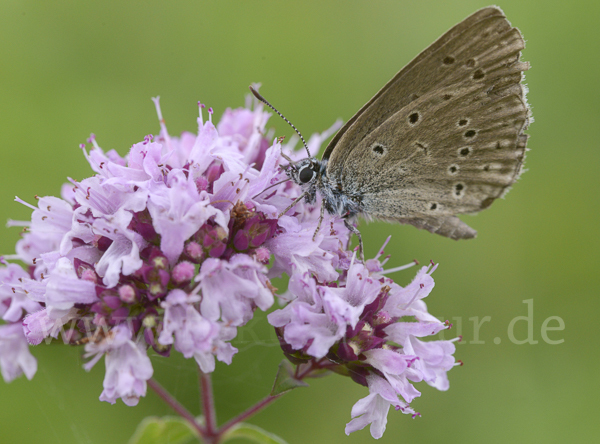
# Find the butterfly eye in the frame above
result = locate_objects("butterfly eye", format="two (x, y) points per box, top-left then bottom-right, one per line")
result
(298, 166), (315, 184)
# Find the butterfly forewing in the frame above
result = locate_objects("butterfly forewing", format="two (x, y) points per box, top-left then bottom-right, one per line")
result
(323, 6), (530, 239)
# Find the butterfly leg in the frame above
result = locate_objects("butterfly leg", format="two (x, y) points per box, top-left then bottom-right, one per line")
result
(343, 219), (364, 262)
(278, 191), (309, 218)
(312, 200), (326, 241)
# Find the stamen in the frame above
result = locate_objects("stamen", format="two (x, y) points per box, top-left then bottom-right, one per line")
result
(210, 199), (235, 206)
(14, 197), (39, 212)
(379, 255), (391, 266)
(6, 220), (29, 228)
(198, 102), (205, 125)
(86, 134), (100, 151)
(349, 250), (357, 272)
(67, 177), (114, 213)
(374, 236), (392, 260)
(427, 260), (439, 274)
(401, 284), (423, 310)
(379, 260), (418, 275)
(151, 96), (173, 152)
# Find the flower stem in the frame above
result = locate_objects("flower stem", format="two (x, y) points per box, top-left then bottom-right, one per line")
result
(218, 394), (282, 436)
(199, 370), (218, 436)
(148, 378), (205, 437)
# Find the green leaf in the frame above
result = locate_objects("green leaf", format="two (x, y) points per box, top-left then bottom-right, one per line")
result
(270, 360), (308, 396)
(128, 416), (200, 444)
(221, 423), (289, 444)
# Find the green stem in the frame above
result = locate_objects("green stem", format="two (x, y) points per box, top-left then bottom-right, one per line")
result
(218, 394), (283, 437)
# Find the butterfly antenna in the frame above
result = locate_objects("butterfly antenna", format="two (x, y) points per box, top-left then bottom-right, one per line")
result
(249, 86), (311, 158)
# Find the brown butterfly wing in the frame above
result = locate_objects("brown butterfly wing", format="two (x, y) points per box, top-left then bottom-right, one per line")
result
(323, 6), (530, 239)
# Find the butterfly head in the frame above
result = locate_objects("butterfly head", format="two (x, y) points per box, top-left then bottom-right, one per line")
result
(286, 157), (322, 186)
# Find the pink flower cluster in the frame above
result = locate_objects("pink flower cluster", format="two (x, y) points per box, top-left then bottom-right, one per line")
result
(270, 243), (459, 438)
(0, 92), (457, 437)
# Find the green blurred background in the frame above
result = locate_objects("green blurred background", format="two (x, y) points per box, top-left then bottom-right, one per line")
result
(1, 1), (598, 443)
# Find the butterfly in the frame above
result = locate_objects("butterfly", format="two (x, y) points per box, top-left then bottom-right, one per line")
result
(253, 6), (530, 258)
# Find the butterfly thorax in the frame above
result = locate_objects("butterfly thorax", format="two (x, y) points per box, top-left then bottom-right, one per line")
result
(286, 157), (362, 219)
